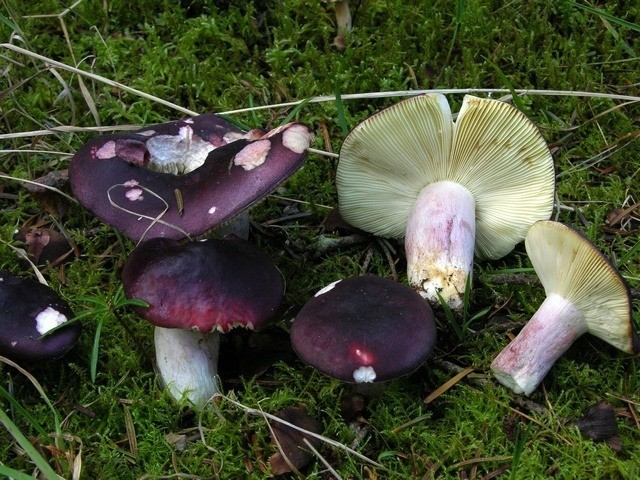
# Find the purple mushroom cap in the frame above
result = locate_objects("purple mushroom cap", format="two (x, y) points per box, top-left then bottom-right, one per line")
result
(290, 275), (437, 383)
(0, 270), (81, 362)
(121, 236), (284, 333)
(70, 114), (314, 241)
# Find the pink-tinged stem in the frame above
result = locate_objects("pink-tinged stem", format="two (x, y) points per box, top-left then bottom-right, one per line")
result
(491, 293), (587, 396)
(405, 180), (476, 310)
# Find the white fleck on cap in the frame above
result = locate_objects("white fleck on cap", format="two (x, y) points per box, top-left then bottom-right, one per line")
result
(35, 307), (69, 335)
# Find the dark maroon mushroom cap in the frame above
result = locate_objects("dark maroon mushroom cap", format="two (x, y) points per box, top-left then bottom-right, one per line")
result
(0, 270), (80, 362)
(290, 275), (437, 383)
(121, 237), (284, 333)
(70, 114), (314, 241)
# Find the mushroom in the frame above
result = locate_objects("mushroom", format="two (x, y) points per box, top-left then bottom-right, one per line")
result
(70, 114), (314, 241)
(290, 275), (436, 385)
(336, 94), (555, 309)
(491, 220), (640, 396)
(0, 269), (81, 362)
(121, 236), (283, 409)
(324, 0), (352, 48)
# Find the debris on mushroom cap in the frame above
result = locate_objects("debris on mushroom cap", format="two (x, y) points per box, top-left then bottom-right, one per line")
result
(70, 114), (314, 241)
(0, 269), (81, 362)
(121, 236), (284, 333)
(290, 275), (437, 383)
(336, 93), (555, 261)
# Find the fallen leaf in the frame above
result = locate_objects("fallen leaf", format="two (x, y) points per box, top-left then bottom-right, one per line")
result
(268, 407), (322, 475)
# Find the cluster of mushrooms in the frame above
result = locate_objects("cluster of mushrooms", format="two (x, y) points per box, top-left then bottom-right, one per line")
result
(2, 94), (639, 415)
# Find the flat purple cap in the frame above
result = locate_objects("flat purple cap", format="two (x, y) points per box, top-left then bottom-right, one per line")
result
(70, 114), (314, 241)
(121, 237), (284, 333)
(290, 275), (437, 383)
(0, 270), (81, 362)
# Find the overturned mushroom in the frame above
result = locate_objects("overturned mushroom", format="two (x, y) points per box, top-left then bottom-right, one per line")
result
(70, 114), (313, 241)
(336, 94), (555, 309)
(491, 220), (640, 396)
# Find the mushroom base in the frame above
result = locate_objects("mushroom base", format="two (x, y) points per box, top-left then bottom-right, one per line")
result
(491, 293), (587, 396)
(405, 180), (476, 310)
(154, 326), (221, 409)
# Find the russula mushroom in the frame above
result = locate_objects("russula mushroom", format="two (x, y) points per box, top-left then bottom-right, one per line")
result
(336, 94), (555, 309)
(290, 275), (436, 384)
(70, 114), (314, 241)
(324, 0), (352, 48)
(121, 236), (283, 409)
(491, 220), (640, 396)
(0, 269), (81, 362)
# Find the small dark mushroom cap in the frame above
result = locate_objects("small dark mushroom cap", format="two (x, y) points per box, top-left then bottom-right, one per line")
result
(70, 114), (313, 241)
(290, 275), (437, 383)
(121, 237), (284, 333)
(0, 270), (80, 362)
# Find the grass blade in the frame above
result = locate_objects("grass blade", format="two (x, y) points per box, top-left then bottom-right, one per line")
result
(0, 409), (62, 480)
(280, 96), (313, 125)
(334, 84), (349, 134)
(617, 239), (640, 268)
(424, 366), (474, 404)
(0, 357), (61, 439)
(0, 463), (41, 480)
(509, 422), (532, 480)
(440, 0), (467, 76)
(247, 92), (261, 126)
(437, 292), (463, 341)
(90, 317), (104, 382)
(487, 267), (535, 274)
(490, 62), (527, 112)
(568, 1), (640, 33)
(0, 385), (49, 438)
(216, 113), (251, 131)
(461, 274), (472, 326)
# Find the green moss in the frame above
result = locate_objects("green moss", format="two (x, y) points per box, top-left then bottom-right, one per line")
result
(1, 0), (639, 477)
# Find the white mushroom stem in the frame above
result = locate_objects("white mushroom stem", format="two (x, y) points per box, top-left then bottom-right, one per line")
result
(491, 293), (588, 396)
(154, 327), (221, 409)
(334, 1), (352, 35)
(405, 180), (476, 310)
